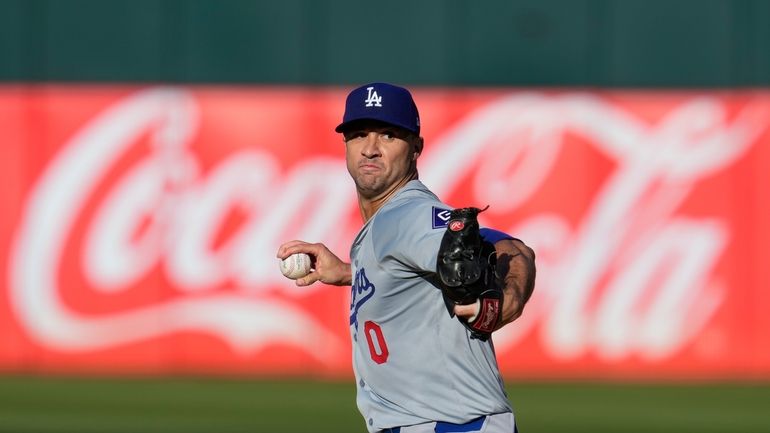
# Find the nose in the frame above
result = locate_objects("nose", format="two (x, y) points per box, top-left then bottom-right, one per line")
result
(361, 132), (382, 158)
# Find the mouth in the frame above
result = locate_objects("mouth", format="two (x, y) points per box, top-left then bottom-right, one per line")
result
(359, 162), (382, 171)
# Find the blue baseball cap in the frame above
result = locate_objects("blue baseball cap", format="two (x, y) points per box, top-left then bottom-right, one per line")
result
(335, 82), (420, 135)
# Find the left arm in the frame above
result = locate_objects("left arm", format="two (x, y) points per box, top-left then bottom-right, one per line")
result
(454, 238), (536, 330)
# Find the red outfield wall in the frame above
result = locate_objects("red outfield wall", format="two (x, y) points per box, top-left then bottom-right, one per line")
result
(1, 86), (769, 379)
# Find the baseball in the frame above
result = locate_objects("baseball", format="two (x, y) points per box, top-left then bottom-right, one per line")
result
(279, 253), (312, 280)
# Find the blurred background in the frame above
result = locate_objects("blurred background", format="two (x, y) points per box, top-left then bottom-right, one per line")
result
(1, 0), (769, 432)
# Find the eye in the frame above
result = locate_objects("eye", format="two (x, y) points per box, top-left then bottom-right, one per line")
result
(344, 131), (367, 141)
(381, 130), (396, 140)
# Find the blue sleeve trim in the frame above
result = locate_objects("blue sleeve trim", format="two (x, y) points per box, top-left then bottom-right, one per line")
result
(480, 227), (514, 244)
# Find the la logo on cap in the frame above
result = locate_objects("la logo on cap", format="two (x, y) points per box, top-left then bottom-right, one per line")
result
(364, 86), (382, 107)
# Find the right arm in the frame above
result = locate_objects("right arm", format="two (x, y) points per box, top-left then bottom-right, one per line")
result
(276, 240), (352, 287)
(454, 237), (536, 328)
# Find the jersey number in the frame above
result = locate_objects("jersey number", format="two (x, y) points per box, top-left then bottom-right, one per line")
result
(364, 321), (389, 364)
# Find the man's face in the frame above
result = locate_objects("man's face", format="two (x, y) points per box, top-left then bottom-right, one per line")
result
(343, 121), (421, 200)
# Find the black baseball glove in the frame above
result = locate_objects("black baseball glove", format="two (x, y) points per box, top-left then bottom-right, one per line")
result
(436, 207), (502, 341)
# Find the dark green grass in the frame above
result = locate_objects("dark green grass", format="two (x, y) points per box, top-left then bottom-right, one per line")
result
(0, 375), (768, 433)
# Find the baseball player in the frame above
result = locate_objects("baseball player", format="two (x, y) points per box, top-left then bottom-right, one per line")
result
(277, 83), (536, 433)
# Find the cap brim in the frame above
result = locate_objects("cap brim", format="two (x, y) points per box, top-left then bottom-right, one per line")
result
(335, 118), (418, 134)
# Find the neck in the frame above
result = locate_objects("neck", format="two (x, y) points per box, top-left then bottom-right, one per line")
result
(358, 172), (418, 222)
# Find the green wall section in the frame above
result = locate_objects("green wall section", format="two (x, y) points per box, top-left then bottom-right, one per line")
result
(1, 0), (768, 86)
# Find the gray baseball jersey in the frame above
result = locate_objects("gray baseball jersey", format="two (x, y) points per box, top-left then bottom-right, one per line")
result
(348, 180), (512, 433)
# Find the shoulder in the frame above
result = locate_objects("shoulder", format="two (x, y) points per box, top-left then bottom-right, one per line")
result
(369, 182), (451, 259)
(374, 182), (451, 234)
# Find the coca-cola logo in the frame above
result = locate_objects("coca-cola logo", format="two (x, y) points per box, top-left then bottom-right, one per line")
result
(422, 93), (767, 360)
(7, 88), (768, 366)
(9, 88), (351, 358)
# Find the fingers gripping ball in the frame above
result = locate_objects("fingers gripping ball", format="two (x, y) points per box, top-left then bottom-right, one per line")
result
(436, 207), (502, 341)
(280, 253), (312, 280)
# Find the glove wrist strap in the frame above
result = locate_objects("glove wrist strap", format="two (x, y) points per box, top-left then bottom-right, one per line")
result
(470, 296), (501, 335)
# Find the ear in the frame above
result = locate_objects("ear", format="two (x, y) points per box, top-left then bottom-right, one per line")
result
(412, 137), (424, 160)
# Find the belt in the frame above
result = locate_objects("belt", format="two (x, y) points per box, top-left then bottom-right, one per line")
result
(436, 416), (486, 433)
(381, 415), (487, 433)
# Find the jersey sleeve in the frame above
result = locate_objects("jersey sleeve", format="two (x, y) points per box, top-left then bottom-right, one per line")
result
(479, 227), (515, 244)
